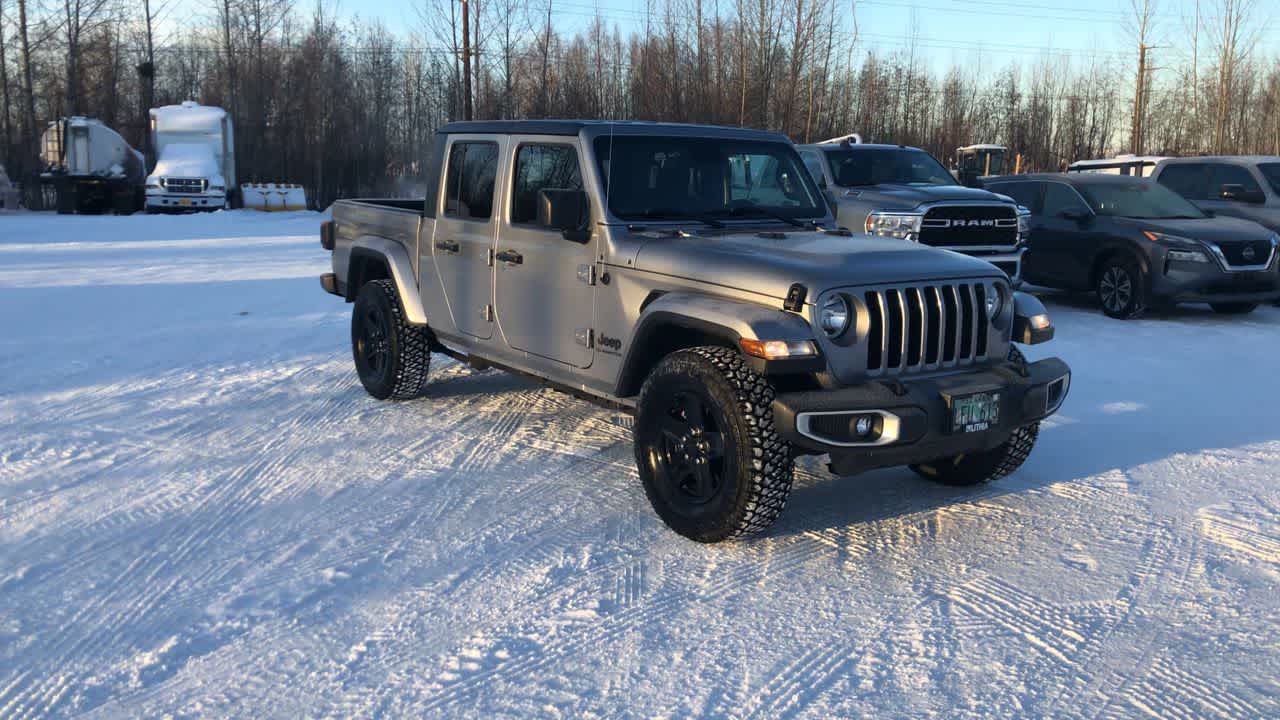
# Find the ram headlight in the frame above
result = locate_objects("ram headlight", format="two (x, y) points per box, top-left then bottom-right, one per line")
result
(819, 294), (851, 337)
(864, 212), (922, 241)
(1016, 207), (1031, 245)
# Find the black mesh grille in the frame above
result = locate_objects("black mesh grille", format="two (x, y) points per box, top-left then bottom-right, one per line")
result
(919, 205), (1018, 248)
(1214, 241), (1274, 268)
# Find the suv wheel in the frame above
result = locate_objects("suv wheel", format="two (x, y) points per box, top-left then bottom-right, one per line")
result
(1096, 256), (1146, 319)
(351, 279), (430, 400)
(911, 347), (1039, 486)
(633, 346), (793, 542)
(1210, 302), (1257, 315)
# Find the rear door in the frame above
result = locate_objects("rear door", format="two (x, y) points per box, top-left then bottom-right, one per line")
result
(987, 181), (1049, 281)
(494, 140), (595, 368)
(1033, 182), (1096, 289)
(433, 137), (505, 340)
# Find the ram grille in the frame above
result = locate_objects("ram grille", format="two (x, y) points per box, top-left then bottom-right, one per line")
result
(919, 205), (1018, 248)
(864, 283), (990, 374)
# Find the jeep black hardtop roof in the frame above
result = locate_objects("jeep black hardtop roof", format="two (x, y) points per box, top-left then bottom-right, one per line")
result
(436, 119), (789, 143)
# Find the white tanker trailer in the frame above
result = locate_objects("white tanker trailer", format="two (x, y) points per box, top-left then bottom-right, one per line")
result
(40, 117), (146, 214)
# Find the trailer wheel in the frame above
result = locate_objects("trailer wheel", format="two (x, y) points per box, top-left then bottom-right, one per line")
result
(55, 180), (75, 215)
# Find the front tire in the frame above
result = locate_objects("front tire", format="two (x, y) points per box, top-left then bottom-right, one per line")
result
(1096, 256), (1146, 319)
(351, 279), (430, 400)
(911, 346), (1039, 486)
(1210, 302), (1257, 315)
(633, 346), (793, 542)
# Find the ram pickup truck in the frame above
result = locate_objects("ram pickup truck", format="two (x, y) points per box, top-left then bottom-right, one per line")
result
(796, 136), (1030, 282)
(320, 120), (1071, 542)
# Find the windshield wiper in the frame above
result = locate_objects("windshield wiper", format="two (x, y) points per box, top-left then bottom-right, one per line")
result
(717, 202), (813, 228)
(628, 208), (725, 228)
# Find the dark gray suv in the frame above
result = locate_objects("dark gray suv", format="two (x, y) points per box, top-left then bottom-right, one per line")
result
(985, 173), (1280, 318)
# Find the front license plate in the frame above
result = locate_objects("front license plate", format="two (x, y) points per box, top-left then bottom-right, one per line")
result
(179, 198), (192, 206)
(950, 391), (1001, 433)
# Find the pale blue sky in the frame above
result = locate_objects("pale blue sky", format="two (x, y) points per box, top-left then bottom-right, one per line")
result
(169, 0), (1276, 75)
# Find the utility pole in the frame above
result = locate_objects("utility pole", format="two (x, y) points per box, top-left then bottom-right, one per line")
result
(1130, 43), (1148, 155)
(461, 0), (472, 120)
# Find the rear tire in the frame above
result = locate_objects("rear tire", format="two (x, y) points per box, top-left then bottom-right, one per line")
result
(351, 279), (430, 400)
(633, 346), (793, 542)
(1210, 302), (1257, 315)
(911, 346), (1039, 486)
(1096, 255), (1146, 319)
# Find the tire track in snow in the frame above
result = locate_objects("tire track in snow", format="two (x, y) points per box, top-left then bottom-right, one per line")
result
(1, 441), (312, 718)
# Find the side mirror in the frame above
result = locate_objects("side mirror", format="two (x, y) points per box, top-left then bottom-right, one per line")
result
(1219, 184), (1266, 204)
(538, 188), (590, 242)
(1059, 208), (1090, 222)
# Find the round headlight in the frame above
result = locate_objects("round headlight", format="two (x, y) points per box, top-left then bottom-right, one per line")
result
(819, 294), (851, 337)
(986, 283), (1004, 320)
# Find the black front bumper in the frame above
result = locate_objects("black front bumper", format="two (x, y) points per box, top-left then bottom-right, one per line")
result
(1151, 261), (1280, 304)
(772, 357), (1070, 476)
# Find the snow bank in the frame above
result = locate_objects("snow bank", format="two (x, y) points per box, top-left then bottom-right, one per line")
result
(0, 211), (1277, 717)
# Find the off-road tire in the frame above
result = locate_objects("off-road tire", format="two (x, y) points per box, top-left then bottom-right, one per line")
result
(911, 346), (1039, 486)
(351, 279), (430, 400)
(1210, 302), (1257, 315)
(634, 346), (793, 542)
(1096, 255), (1146, 319)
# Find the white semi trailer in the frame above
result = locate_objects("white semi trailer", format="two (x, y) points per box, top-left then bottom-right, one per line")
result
(145, 101), (236, 212)
(40, 117), (146, 214)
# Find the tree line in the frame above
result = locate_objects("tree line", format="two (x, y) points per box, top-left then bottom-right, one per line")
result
(1, 0), (1277, 209)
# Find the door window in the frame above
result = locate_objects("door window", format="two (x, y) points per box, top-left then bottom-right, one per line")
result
(799, 150), (827, 186)
(988, 181), (1041, 214)
(1042, 183), (1090, 217)
(1156, 163), (1209, 199)
(510, 144), (584, 225)
(444, 141), (498, 220)
(1207, 163), (1262, 197)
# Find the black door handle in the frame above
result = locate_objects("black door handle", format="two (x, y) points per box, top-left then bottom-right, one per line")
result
(495, 249), (523, 265)
(434, 239), (460, 253)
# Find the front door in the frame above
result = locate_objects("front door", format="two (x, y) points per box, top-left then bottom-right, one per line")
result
(433, 137), (504, 340)
(494, 141), (595, 368)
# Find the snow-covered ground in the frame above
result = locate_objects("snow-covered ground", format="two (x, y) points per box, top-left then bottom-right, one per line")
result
(1, 210), (1278, 718)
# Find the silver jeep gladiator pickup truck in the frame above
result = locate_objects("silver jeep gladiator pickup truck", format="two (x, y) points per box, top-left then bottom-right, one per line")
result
(320, 120), (1071, 542)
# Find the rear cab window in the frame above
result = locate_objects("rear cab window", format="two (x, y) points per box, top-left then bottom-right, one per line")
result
(444, 141), (499, 220)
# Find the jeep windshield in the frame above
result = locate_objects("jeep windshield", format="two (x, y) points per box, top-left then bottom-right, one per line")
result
(824, 147), (957, 187)
(1076, 181), (1206, 219)
(594, 136), (826, 222)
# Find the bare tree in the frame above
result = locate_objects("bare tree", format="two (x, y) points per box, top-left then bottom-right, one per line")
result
(1206, 0), (1263, 153)
(1126, 0), (1158, 154)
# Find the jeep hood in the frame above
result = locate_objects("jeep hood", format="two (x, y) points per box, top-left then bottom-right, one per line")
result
(832, 183), (1014, 210)
(631, 229), (1002, 300)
